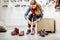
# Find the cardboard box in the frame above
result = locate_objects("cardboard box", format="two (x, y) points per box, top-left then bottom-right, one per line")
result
(37, 18), (56, 33)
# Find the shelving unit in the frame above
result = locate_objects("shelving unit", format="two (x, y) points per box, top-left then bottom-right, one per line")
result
(0, 0), (30, 8)
(0, 0), (55, 8)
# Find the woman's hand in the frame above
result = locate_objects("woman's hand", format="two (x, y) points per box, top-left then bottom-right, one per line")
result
(27, 18), (32, 25)
(27, 18), (37, 25)
(33, 21), (37, 25)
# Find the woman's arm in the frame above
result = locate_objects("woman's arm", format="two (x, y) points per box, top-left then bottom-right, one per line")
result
(39, 6), (43, 20)
(24, 7), (30, 20)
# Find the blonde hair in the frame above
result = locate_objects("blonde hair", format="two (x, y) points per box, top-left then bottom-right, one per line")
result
(35, 4), (41, 16)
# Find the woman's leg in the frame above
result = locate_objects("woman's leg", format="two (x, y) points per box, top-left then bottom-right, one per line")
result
(26, 23), (31, 34)
(31, 14), (36, 35)
(26, 14), (33, 34)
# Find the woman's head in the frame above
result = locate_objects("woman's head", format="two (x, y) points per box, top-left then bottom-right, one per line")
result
(30, 0), (37, 9)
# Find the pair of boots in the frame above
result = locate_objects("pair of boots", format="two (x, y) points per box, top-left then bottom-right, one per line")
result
(11, 27), (24, 36)
(26, 28), (35, 35)
(39, 29), (48, 37)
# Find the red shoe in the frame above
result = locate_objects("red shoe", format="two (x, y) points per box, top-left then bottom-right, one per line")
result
(31, 28), (35, 35)
(11, 27), (19, 35)
(19, 31), (24, 36)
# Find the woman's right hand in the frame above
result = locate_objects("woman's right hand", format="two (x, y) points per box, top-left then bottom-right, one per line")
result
(27, 19), (32, 25)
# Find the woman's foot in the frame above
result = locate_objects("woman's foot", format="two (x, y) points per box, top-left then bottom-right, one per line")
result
(26, 29), (31, 35)
(31, 28), (35, 35)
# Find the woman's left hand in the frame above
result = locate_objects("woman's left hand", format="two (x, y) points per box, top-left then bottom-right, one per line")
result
(33, 21), (37, 25)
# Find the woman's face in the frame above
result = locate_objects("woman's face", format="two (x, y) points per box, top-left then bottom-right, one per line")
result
(31, 4), (36, 9)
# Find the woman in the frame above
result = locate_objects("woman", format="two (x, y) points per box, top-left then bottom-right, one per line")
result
(24, 0), (43, 35)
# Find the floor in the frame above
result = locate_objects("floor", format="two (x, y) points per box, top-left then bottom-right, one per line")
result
(0, 25), (60, 40)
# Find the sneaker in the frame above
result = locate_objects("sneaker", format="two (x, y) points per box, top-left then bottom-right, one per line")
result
(26, 29), (31, 35)
(40, 30), (45, 37)
(43, 29), (48, 35)
(11, 27), (19, 35)
(19, 31), (24, 36)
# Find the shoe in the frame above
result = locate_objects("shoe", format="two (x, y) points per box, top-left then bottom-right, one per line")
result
(43, 29), (48, 35)
(11, 27), (19, 35)
(31, 28), (35, 35)
(0, 26), (7, 32)
(55, 1), (60, 9)
(19, 31), (24, 36)
(15, 4), (20, 7)
(40, 30), (45, 37)
(26, 29), (31, 35)
(2, 5), (8, 7)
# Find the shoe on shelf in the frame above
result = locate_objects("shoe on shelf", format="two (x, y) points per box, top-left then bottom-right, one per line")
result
(31, 28), (35, 35)
(2, 5), (8, 7)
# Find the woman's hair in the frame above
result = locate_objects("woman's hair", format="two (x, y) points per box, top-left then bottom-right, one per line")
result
(30, 0), (42, 16)
(35, 4), (41, 16)
(30, 0), (37, 5)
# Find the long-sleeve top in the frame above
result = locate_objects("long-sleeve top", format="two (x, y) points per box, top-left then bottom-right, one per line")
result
(24, 6), (43, 20)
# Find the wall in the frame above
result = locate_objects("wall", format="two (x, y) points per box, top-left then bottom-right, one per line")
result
(0, 0), (30, 26)
(0, 0), (60, 27)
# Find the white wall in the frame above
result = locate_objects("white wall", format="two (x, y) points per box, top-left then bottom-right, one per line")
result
(0, 3), (30, 26)
(0, 6), (29, 26)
